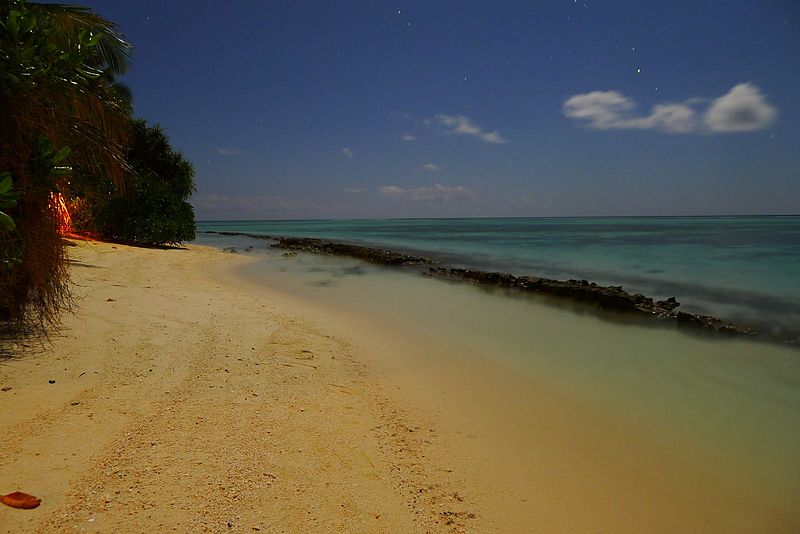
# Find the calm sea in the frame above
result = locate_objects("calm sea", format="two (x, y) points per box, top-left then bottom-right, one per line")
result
(197, 216), (800, 341)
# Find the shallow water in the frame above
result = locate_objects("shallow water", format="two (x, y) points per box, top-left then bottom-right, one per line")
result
(196, 230), (800, 529)
(198, 216), (800, 340)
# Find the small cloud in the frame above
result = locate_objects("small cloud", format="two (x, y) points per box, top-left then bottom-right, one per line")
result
(479, 131), (506, 144)
(380, 185), (404, 195)
(379, 183), (476, 202)
(563, 91), (632, 129)
(563, 83), (777, 134)
(562, 91), (696, 133)
(214, 147), (243, 156)
(344, 187), (365, 194)
(402, 134), (416, 142)
(435, 114), (507, 144)
(704, 83), (777, 132)
(421, 163), (439, 172)
(341, 147), (353, 159)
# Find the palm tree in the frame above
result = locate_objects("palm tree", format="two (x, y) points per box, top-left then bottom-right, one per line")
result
(0, 1), (133, 331)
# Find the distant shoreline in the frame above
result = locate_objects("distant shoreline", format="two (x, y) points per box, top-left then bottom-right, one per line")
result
(202, 230), (789, 344)
(196, 214), (800, 225)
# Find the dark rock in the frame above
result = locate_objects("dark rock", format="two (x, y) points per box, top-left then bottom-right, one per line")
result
(676, 311), (756, 336)
(48, 379), (55, 384)
(271, 237), (432, 266)
(656, 296), (680, 311)
(429, 266), (759, 337)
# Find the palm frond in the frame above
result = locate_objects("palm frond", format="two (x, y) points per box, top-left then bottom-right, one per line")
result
(32, 2), (133, 74)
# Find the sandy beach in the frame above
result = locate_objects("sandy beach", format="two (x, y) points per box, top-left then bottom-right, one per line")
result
(0, 241), (482, 532)
(1, 241), (798, 533)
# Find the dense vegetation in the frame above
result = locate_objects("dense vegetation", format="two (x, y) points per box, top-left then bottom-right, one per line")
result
(73, 120), (196, 246)
(0, 1), (195, 335)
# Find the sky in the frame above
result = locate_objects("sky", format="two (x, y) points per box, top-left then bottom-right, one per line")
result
(70, 0), (798, 219)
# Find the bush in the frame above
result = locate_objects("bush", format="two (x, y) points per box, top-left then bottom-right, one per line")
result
(74, 120), (196, 246)
(98, 178), (196, 245)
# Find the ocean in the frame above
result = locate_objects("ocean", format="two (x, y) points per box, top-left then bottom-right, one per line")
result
(195, 216), (800, 528)
(197, 216), (800, 341)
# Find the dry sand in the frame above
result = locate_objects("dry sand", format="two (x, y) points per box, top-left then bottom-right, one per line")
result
(0, 241), (477, 533)
(1, 241), (796, 533)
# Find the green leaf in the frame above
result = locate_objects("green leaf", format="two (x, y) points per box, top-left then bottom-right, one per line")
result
(0, 211), (15, 231)
(37, 137), (54, 158)
(7, 10), (20, 37)
(53, 145), (71, 165)
(0, 173), (11, 194)
(87, 31), (104, 47)
(22, 12), (37, 34)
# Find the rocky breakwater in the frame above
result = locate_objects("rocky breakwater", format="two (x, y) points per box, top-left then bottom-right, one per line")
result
(427, 267), (758, 337)
(270, 237), (433, 266)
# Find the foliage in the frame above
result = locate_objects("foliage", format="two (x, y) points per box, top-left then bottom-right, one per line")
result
(75, 120), (196, 246)
(0, 1), (133, 190)
(0, 172), (22, 274)
(0, 1), (132, 332)
(0, 173), (20, 231)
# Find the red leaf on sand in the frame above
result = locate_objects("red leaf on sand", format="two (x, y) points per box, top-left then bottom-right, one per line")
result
(1, 492), (41, 509)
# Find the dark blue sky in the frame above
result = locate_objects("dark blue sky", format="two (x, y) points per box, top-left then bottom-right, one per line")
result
(75, 1), (798, 219)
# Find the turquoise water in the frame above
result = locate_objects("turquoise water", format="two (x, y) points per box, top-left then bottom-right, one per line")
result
(197, 216), (800, 340)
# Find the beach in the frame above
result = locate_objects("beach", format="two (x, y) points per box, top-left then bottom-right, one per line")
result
(1, 241), (464, 532)
(1, 240), (799, 533)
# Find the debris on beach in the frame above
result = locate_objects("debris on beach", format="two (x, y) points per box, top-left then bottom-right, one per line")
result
(1, 491), (41, 509)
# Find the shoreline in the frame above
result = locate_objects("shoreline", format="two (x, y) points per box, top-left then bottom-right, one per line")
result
(203, 231), (773, 342)
(2, 240), (798, 532)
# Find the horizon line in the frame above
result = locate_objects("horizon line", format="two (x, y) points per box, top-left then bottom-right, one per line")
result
(196, 213), (800, 224)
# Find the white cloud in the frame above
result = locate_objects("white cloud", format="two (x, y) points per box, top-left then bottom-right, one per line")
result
(631, 103), (697, 133)
(380, 185), (404, 195)
(435, 114), (507, 144)
(563, 83), (777, 134)
(344, 187), (365, 194)
(562, 91), (696, 133)
(379, 183), (476, 202)
(421, 163), (439, 172)
(402, 134), (416, 142)
(704, 83), (777, 132)
(479, 131), (506, 144)
(214, 147), (243, 155)
(341, 147), (353, 159)
(563, 91), (633, 129)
